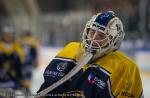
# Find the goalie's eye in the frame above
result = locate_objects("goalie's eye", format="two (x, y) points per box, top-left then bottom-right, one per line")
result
(87, 29), (106, 40)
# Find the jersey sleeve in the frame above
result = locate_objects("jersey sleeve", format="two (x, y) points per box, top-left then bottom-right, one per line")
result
(37, 42), (79, 94)
(124, 65), (143, 98)
(56, 42), (80, 59)
(111, 63), (143, 98)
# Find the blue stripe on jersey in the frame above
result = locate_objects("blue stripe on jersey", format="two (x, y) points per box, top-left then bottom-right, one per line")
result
(94, 12), (114, 26)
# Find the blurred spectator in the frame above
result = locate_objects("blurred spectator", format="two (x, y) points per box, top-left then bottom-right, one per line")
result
(17, 31), (40, 91)
(0, 26), (25, 90)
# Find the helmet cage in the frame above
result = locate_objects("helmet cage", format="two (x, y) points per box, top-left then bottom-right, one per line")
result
(82, 16), (125, 56)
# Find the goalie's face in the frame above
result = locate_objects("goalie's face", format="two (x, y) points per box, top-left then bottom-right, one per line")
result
(87, 28), (109, 49)
(2, 33), (14, 43)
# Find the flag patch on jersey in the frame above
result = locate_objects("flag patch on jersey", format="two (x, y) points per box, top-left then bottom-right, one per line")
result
(88, 73), (95, 84)
(88, 73), (106, 89)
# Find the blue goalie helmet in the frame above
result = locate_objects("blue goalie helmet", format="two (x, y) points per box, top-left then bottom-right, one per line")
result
(82, 11), (125, 58)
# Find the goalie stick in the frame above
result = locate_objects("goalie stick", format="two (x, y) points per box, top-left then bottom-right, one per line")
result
(36, 52), (93, 97)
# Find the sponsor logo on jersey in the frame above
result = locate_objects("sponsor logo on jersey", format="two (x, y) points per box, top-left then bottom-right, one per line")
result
(88, 73), (106, 89)
(44, 62), (68, 78)
(57, 62), (67, 72)
(123, 82), (132, 91)
(44, 70), (64, 77)
(63, 90), (85, 98)
(121, 91), (134, 97)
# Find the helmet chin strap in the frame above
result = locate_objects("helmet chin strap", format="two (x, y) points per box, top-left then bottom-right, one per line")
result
(92, 47), (112, 61)
(85, 46), (96, 55)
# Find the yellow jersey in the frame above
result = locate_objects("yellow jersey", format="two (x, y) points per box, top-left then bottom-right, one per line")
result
(38, 42), (143, 98)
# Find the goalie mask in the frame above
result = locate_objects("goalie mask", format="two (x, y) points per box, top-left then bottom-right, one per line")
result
(82, 11), (125, 59)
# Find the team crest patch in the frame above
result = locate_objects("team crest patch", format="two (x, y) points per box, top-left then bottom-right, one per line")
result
(57, 62), (67, 71)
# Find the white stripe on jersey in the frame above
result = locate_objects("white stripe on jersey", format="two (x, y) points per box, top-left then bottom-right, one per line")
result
(54, 57), (76, 64)
(107, 79), (115, 98)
